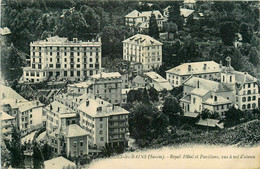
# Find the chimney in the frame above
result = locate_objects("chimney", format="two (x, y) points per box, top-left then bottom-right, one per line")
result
(188, 65), (191, 71)
(203, 63), (207, 70)
(197, 80), (200, 88)
(219, 60), (223, 68)
(226, 57), (231, 67)
(214, 96), (217, 102)
(57, 107), (60, 112)
(86, 100), (89, 107)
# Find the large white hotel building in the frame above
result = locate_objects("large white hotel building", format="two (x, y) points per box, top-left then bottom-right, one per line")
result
(122, 34), (163, 70)
(22, 36), (102, 83)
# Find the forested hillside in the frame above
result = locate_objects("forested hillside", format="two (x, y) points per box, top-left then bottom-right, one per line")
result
(1, 0), (260, 87)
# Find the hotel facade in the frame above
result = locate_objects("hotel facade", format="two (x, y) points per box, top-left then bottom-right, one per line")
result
(22, 36), (102, 83)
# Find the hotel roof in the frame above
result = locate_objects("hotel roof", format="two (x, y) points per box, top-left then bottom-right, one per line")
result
(125, 10), (141, 18)
(125, 10), (164, 20)
(145, 72), (173, 91)
(166, 61), (221, 76)
(123, 34), (163, 46)
(190, 88), (209, 97)
(45, 101), (76, 117)
(31, 35), (101, 46)
(78, 98), (129, 118)
(196, 118), (221, 128)
(203, 95), (232, 106)
(184, 77), (232, 92)
(1, 111), (15, 121)
(91, 72), (121, 79)
(68, 80), (92, 88)
(234, 71), (257, 84)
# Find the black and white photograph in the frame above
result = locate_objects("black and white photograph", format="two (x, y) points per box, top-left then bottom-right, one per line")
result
(0, 0), (260, 168)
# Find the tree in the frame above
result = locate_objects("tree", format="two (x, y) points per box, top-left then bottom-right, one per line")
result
(240, 23), (253, 44)
(5, 126), (25, 168)
(142, 88), (150, 105)
(168, 2), (184, 30)
(162, 95), (183, 125)
(165, 22), (178, 40)
(248, 47), (260, 66)
(148, 13), (159, 39)
(219, 21), (237, 46)
(127, 89), (143, 103)
(201, 109), (211, 119)
(148, 87), (159, 102)
(224, 106), (243, 127)
(33, 142), (44, 169)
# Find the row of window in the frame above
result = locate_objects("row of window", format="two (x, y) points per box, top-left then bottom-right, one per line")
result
(242, 89), (257, 95)
(32, 46), (100, 52)
(243, 83), (257, 89)
(242, 96), (257, 102)
(242, 103), (257, 109)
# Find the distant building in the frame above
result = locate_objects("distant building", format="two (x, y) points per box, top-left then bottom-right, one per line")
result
(183, 0), (196, 9)
(125, 10), (165, 31)
(132, 75), (146, 88)
(48, 124), (88, 157)
(0, 27), (11, 35)
(165, 61), (221, 87)
(144, 71), (173, 91)
(1, 111), (15, 140)
(78, 98), (130, 149)
(123, 34), (163, 70)
(45, 101), (78, 135)
(0, 86), (44, 136)
(22, 36), (102, 83)
(44, 156), (76, 169)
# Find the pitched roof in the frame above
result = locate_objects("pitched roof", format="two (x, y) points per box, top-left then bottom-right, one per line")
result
(44, 156), (76, 169)
(183, 112), (199, 118)
(125, 10), (141, 18)
(1, 111), (15, 121)
(78, 98), (130, 118)
(132, 75), (146, 85)
(144, 72), (173, 91)
(46, 36), (68, 42)
(190, 88), (209, 97)
(234, 71), (257, 84)
(180, 94), (191, 103)
(16, 101), (44, 112)
(184, 0), (196, 4)
(140, 10), (164, 19)
(122, 34), (163, 46)
(180, 8), (195, 17)
(91, 72), (121, 79)
(166, 61), (221, 76)
(0, 85), (27, 102)
(63, 124), (88, 138)
(68, 80), (92, 88)
(203, 95), (232, 106)
(45, 101), (76, 117)
(184, 77), (232, 93)
(0, 27), (11, 35)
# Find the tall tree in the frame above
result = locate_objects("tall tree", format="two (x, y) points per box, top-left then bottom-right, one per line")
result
(5, 126), (25, 168)
(149, 13), (159, 39)
(219, 21), (237, 46)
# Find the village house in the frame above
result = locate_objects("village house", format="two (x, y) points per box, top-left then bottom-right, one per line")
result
(45, 101), (78, 135)
(1, 111), (15, 140)
(125, 10), (165, 31)
(48, 124), (88, 157)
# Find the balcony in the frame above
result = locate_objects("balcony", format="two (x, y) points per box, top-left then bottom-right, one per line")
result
(109, 124), (129, 129)
(109, 130), (127, 135)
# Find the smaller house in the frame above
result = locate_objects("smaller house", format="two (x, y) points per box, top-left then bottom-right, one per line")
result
(0, 27), (11, 35)
(131, 75), (146, 88)
(144, 72), (173, 91)
(196, 118), (224, 129)
(48, 124), (89, 158)
(1, 111), (15, 140)
(44, 156), (76, 169)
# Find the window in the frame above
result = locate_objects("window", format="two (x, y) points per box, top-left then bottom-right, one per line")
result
(100, 117), (103, 121)
(230, 76), (232, 82)
(252, 96), (256, 101)
(100, 137), (104, 141)
(99, 130), (103, 134)
(247, 104), (251, 109)
(252, 103), (256, 109)
(221, 105), (224, 109)
(248, 90), (251, 94)
(242, 104), (246, 109)
(100, 124), (103, 128)
(216, 106), (219, 110)
(248, 84), (251, 88)
(80, 141), (83, 147)
(193, 98), (196, 104)
(74, 142), (77, 147)
(248, 96), (251, 101)
(242, 97), (246, 102)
